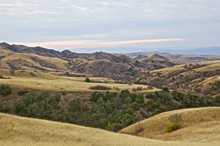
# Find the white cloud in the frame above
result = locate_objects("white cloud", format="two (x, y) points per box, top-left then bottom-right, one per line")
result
(0, 0), (219, 50)
(17, 38), (184, 48)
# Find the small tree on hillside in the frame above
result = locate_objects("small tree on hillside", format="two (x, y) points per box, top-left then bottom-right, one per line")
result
(85, 77), (91, 82)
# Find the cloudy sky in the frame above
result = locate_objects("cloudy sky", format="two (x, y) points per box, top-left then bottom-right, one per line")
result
(0, 0), (220, 52)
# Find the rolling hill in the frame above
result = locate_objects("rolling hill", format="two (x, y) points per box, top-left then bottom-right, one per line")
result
(0, 42), (177, 80)
(0, 42), (220, 145)
(1, 42), (220, 97)
(120, 107), (220, 143)
(136, 60), (220, 97)
(0, 111), (219, 146)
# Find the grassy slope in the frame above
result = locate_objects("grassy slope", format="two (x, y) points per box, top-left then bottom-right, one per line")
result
(0, 48), (68, 72)
(0, 75), (157, 93)
(0, 112), (218, 146)
(120, 107), (220, 142)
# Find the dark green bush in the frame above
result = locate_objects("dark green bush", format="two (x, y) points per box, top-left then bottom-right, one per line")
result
(90, 85), (112, 90)
(0, 85), (12, 96)
(162, 87), (170, 92)
(131, 102), (140, 111)
(85, 77), (91, 82)
(125, 108), (135, 114)
(110, 123), (122, 131)
(17, 90), (28, 96)
(23, 95), (35, 106)
(0, 104), (10, 112)
(212, 81), (220, 91)
(135, 95), (144, 104)
(13, 100), (24, 114)
(69, 99), (81, 113)
(91, 92), (104, 102)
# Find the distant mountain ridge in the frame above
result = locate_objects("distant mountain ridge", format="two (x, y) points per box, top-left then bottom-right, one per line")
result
(162, 47), (220, 55)
(128, 51), (220, 62)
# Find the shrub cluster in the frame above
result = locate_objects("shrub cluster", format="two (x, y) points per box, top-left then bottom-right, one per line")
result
(13, 92), (60, 119)
(90, 85), (112, 90)
(1, 85), (220, 132)
(0, 85), (12, 96)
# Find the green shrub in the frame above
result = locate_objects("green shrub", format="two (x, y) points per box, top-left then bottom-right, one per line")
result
(23, 95), (35, 105)
(69, 99), (81, 113)
(214, 96), (220, 105)
(0, 104), (10, 112)
(167, 122), (181, 132)
(0, 85), (12, 96)
(17, 90), (28, 96)
(48, 94), (61, 107)
(85, 77), (91, 82)
(104, 91), (117, 102)
(131, 102), (140, 111)
(212, 81), (220, 91)
(110, 123), (122, 131)
(13, 100), (24, 114)
(90, 85), (111, 90)
(38, 92), (49, 100)
(145, 93), (157, 99)
(104, 100), (114, 113)
(121, 113), (134, 126)
(146, 99), (160, 111)
(135, 95), (144, 104)
(125, 107), (135, 114)
(162, 87), (170, 92)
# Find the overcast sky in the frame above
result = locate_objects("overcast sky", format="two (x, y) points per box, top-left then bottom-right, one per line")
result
(0, 0), (220, 52)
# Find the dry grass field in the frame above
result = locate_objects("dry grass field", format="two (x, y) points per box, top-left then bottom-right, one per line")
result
(120, 107), (220, 143)
(0, 74), (158, 93)
(0, 112), (219, 146)
(0, 49), (68, 72)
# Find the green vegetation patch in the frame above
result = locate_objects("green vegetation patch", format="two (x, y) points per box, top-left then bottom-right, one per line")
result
(1, 85), (220, 132)
(0, 85), (12, 96)
(212, 81), (220, 91)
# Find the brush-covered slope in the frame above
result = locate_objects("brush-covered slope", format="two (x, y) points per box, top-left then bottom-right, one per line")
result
(120, 107), (220, 142)
(0, 113), (218, 146)
(140, 54), (176, 70)
(138, 61), (220, 97)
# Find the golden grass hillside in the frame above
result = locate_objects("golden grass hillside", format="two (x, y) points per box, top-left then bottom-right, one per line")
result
(0, 48), (68, 72)
(120, 107), (220, 143)
(0, 113), (219, 146)
(0, 75), (157, 93)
